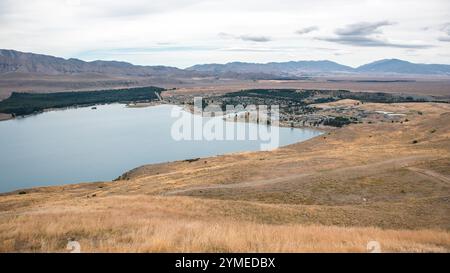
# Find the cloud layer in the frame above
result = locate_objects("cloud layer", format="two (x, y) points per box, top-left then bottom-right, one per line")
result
(219, 33), (272, 42)
(335, 21), (394, 36)
(0, 0), (449, 67)
(296, 26), (319, 35)
(320, 21), (432, 49)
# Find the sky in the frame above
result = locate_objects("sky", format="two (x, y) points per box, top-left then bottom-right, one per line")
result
(0, 0), (450, 68)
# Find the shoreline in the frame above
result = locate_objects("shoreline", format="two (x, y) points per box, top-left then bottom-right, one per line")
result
(0, 100), (334, 134)
(8, 97), (440, 194)
(0, 113), (12, 121)
(0, 101), (164, 122)
(0, 138), (315, 195)
(0, 102), (326, 195)
(0, 129), (326, 195)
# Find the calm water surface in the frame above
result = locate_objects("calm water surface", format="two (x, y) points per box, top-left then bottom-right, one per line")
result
(0, 104), (322, 192)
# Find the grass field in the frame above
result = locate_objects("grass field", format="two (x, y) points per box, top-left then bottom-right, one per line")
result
(1, 195), (448, 252)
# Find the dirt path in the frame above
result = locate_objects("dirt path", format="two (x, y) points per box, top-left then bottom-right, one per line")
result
(164, 155), (433, 196)
(408, 167), (450, 185)
(164, 172), (314, 195)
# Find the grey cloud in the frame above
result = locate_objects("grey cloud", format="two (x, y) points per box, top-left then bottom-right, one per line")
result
(320, 21), (432, 49)
(335, 21), (395, 36)
(218, 33), (272, 42)
(438, 23), (450, 42)
(320, 36), (432, 49)
(239, 35), (271, 42)
(440, 23), (450, 33)
(295, 26), (319, 35)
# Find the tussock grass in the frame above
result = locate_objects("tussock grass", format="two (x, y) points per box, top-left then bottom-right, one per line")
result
(0, 195), (449, 253)
(1, 214), (448, 253)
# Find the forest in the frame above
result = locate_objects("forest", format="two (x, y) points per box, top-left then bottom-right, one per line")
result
(0, 86), (164, 116)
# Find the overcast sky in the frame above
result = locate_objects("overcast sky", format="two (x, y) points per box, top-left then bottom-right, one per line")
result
(1, 0), (450, 68)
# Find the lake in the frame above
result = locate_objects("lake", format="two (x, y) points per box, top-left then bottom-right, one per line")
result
(0, 104), (323, 192)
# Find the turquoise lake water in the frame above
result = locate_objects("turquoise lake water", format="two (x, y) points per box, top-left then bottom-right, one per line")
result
(0, 104), (322, 192)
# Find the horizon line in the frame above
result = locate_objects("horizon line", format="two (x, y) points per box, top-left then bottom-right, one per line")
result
(1, 48), (450, 70)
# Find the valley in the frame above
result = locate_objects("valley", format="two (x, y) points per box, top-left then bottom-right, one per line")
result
(0, 96), (449, 252)
(0, 49), (449, 253)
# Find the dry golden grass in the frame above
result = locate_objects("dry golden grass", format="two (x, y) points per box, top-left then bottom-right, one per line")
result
(0, 101), (449, 252)
(4, 219), (450, 253)
(162, 78), (450, 97)
(1, 195), (448, 253)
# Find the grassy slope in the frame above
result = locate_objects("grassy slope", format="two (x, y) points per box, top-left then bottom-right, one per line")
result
(0, 102), (449, 252)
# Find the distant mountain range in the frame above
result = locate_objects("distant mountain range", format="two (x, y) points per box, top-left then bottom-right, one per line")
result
(1, 49), (450, 77)
(188, 59), (450, 76)
(187, 60), (354, 75)
(0, 49), (192, 77)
